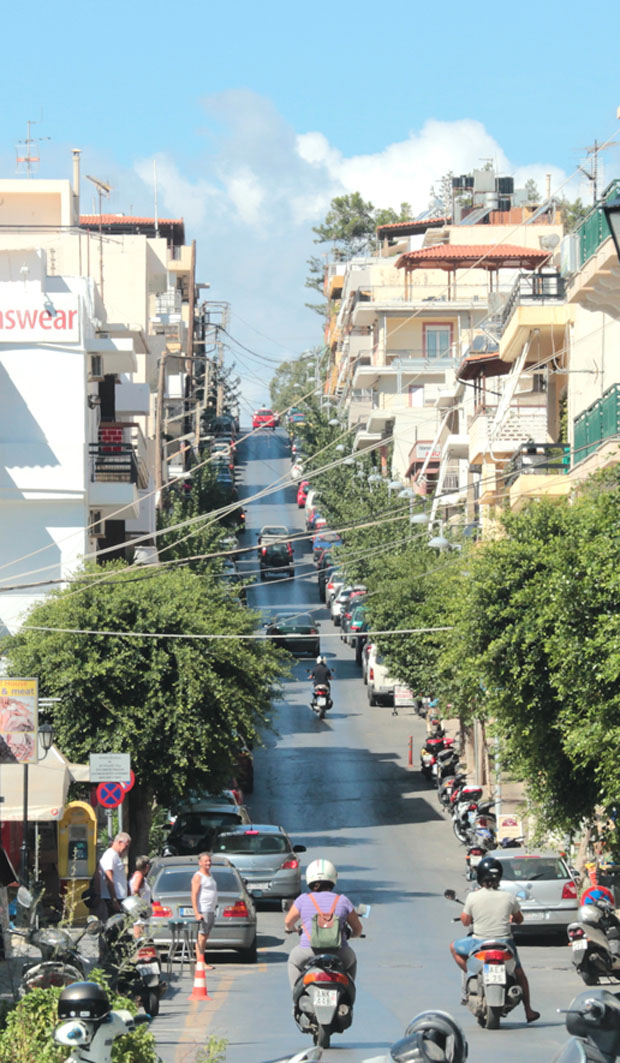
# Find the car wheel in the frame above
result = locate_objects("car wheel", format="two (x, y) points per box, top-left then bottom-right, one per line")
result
(368, 687), (377, 706)
(239, 936), (257, 964)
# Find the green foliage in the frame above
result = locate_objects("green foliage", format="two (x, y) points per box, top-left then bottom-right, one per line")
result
(193, 1037), (229, 1063)
(0, 978), (157, 1063)
(524, 178), (540, 204)
(558, 196), (590, 233)
(269, 350), (324, 414)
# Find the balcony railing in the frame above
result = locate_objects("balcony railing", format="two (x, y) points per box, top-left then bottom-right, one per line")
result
(573, 383), (620, 464)
(573, 180), (620, 270)
(90, 443), (138, 485)
(504, 443), (570, 486)
(500, 271), (567, 333)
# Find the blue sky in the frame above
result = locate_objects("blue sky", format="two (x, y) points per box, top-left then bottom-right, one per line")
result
(2, 0), (619, 407)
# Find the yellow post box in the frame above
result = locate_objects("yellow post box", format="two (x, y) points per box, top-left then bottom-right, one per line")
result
(58, 801), (97, 924)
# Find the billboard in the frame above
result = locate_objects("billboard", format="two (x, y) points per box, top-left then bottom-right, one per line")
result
(0, 678), (38, 763)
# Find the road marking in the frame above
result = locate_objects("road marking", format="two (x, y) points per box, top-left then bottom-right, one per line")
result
(173, 971), (236, 1063)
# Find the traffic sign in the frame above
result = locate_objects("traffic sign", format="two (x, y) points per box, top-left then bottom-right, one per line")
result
(96, 781), (124, 809)
(120, 770), (135, 794)
(90, 753), (130, 783)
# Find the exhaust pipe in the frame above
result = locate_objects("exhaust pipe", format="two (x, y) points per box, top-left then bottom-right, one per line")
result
(507, 985), (522, 1003)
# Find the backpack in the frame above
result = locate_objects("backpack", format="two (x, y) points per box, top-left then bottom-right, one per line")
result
(81, 867), (102, 911)
(306, 894), (341, 949)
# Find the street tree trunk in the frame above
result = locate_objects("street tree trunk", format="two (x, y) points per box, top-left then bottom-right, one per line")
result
(127, 782), (154, 873)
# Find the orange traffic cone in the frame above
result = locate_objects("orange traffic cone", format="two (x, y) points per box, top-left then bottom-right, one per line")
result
(188, 959), (211, 1001)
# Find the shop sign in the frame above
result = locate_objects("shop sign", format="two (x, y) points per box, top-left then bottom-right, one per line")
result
(0, 298), (79, 343)
(0, 677), (38, 764)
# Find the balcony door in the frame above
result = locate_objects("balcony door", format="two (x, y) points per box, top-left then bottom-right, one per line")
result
(423, 323), (452, 360)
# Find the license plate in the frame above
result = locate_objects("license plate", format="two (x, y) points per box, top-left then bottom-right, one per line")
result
(252, 882), (270, 890)
(522, 911), (544, 921)
(469, 854), (482, 866)
(137, 962), (160, 975)
(313, 988), (338, 1007)
(317, 697), (326, 707)
(483, 965), (506, 985)
(179, 907), (194, 917)
(572, 939), (588, 951)
(422, 755), (432, 765)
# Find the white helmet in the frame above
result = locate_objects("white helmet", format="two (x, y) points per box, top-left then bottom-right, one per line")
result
(305, 858), (338, 888)
(316, 656), (322, 663)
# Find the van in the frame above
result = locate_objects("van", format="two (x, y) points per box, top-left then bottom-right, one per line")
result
(366, 645), (397, 706)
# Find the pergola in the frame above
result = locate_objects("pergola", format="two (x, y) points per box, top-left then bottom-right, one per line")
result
(395, 244), (551, 299)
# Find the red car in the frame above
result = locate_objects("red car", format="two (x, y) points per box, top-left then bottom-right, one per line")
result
(297, 480), (310, 507)
(252, 407), (276, 430)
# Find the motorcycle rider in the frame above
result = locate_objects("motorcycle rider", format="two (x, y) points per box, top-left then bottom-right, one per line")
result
(449, 855), (540, 1023)
(284, 858), (362, 989)
(309, 656), (332, 687)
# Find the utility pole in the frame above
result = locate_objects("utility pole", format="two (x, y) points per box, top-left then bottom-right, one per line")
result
(578, 138), (615, 204)
(154, 350), (167, 504)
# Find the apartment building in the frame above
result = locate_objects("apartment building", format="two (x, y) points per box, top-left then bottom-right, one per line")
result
(0, 160), (198, 634)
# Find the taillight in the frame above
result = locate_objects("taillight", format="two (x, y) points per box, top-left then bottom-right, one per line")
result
(469, 848), (484, 857)
(151, 902), (172, 918)
(310, 628), (317, 634)
(137, 946), (157, 961)
(369, 667), (374, 680)
(569, 926), (585, 940)
(280, 858), (299, 870)
(468, 803), (478, 811)
(477, 817), (488, 827)
(562, 881), (578, 900)
(222, 900), (249, 918)
(474, 948), (511, 963)
(303, 970), (349, 986)
(287, 544), (293, 555)
(261, 547), (266, 555)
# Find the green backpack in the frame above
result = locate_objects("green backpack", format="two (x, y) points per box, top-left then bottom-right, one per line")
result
(306, 894), (341, 949)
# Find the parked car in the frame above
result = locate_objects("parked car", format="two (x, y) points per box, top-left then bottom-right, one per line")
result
(340, 589), (367, 637)
(361, 641), (374, 683)
(221, 558), (247, 602)
(366, 644), (397, 706)
(215, 470), (237, 497)
(252, 407), (276, 430)
(490, 849), (579, 936)
(312, 531), (342, 564)
(213, 825), (306, 901)
(317, 558), (335, 602)
(164, 801), (251, 855)
(331, 585), (366, 626)
(325, 570), (345, 606)
(264, 612), (320, 657)
(345, 603), (368, 647)
(148, 855), (258, 962)
(287, 407), (306, 428)
(297, 480), (310, 508)
(290, 436), (304, 458)
(260, 542), (294, 580)
(291, 461), (305, 482)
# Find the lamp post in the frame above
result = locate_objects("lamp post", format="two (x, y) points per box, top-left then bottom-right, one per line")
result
(20, 720), (54, 887)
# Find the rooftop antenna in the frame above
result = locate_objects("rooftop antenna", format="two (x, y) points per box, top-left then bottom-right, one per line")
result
(85, 174), (112, 304)
(577, 138), (615, 204)
(16, 119), (50, 177)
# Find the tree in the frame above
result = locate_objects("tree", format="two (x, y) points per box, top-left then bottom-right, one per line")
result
(269, 350), (323, 413)
(524, 178), (540, 204)
(5, 563), (287, 857)
(558, 196), (590, 232)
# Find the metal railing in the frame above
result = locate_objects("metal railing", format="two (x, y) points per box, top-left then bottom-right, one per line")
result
(89, 443), (139, 485)
(573, 383), (620, 463)
(573, 180), (620, 269)
(500, 271), (567, 333)
(504, 443), (570, 486)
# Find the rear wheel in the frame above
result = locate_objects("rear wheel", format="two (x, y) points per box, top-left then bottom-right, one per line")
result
(316, 1024), (331, 1048)
(484, 1004), (501, 1030)
(368, 687), (377, 706)
(142, 989), (160, 1017)
(239, 936), (257, 964)
(580, 965), (599, 986)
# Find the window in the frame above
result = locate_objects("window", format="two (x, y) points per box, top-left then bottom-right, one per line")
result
(423, 324), (452, 360)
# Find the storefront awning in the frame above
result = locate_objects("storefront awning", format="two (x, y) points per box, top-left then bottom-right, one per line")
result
(0, 746), (89, 822)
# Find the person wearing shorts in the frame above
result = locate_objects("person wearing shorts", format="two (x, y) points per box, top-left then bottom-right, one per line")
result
(191, 852), (218, 969)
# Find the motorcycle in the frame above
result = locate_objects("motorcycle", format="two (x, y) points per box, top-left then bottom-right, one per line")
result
(568, 897), (620, 986)
(310, 683), (332, 719)
(420, 735), (455, 782)
(451, 786), (485, 844)
(98, 896), (164, 1016)
(288, 903), (368, 1048)
(445, 889), (522, 1029)
(13, 886), (101, 995)
(54, 981), (151, 1063)
(555, 987), (620, 1063)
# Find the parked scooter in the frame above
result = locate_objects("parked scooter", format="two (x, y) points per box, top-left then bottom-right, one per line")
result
(288, 903), (368, 1048)
(13, 886), (100, 995)
(555, 988), (620, 1063)
(53, 981), (151, 1063)
(420, 735), (455, 782)
(98, 896), (164, 1016)
(568, 893), (620, 986)
(445, 889), (523, 1029)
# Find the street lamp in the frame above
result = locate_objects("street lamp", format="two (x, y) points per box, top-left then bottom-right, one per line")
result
(428, 533), (450, 550)
(602, 196), (620, 261)
(411, 511), (430, 525)
(20, 720), (54, 886)
(328, 418), (340, 427)
(367, 472), (382, 487)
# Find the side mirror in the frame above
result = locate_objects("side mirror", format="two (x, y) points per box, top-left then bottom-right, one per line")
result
(444, 889), (457, 902)
(293, 845), (306, 853)
(86, 917), (102, 934)
(17, 886), (33, 908)
(355, 903), (370, 918)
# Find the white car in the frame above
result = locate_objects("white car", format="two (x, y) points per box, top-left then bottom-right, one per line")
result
(326, 570), (344, 606)
(366, 644), (397, 706)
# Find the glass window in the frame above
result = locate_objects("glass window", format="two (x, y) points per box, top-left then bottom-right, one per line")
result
(502, 857), (569, 881)
(424, 325), (452, 359)
(216, 833), (288, 855)
(153, 868), (239, 894)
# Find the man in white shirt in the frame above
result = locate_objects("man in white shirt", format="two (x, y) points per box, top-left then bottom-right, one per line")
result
(191, 851), (218, 969)
(98, 832), (131, 917)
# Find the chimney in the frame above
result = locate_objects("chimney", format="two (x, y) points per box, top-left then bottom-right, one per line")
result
(72, 148), (81, 207)
(545, 173), (551, 201)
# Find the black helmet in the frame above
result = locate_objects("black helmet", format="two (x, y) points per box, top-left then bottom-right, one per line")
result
(391, 1011), (468, 1063)
(476, 856), (503, 887)
(58, 981), (110, 1021)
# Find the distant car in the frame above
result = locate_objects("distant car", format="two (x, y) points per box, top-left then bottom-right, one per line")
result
(148, 855), (258, 962)
(297, 480), (310, 508)
(252, 407), (276, 430)
(291, 461), (305, 482)
(215, 470), (237, 496)
(213, 824), (306, 901)
(257, 524), (290, 550)
(264, 612), (320, 657)
(221, 558), (247, 601)
(340, 589), (367, 637)
(164, 802), (251, 856)
(325, 570), (345, 606)
(260, 542), (294, 580)
(489, 849), (579, 936)
(312, 531), (342, 564)
(290, 436), (304, 458)
(366, 644), (397, 706)
(361, 640), (374, 682)
(345, 602), (368, 646)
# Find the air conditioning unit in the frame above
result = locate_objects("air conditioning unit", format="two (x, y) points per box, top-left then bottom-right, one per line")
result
(89, 510), (106, 538)
(89, 354), (104, 381)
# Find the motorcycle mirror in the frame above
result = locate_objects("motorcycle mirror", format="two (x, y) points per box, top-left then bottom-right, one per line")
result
(85, 918), (102, 935)
(281, 899), (293, 912)
(355, 903), (371, 918)
(17, 886), (33, 908)
(443, 889), (457, 901)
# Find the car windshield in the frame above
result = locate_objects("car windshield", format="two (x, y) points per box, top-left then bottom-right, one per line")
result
(276, 614), (314, 631)
(501, 857), (570, 880)
(152, 868), (239, 894)
(171, 811), (242, 833)
(216, 833), (289, 855)
(267, 544), (289, 558)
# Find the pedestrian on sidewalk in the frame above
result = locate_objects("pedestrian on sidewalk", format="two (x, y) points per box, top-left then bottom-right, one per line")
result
(97, 832), (131, 919)
(191, 852), (218, 970)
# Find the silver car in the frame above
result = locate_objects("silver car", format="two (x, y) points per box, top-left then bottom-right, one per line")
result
(212, 824), (306, 901)
(148, 855), (258, 962)
(490, 848), (579, 936)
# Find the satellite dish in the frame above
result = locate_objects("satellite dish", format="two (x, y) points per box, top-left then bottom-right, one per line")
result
(540, 234), (560, 251)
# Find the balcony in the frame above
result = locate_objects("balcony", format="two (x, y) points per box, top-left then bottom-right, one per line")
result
(90, 443), (139, 484)
(500, 272), (567, 332)
(348, 283), (493, 328)
(505, 442), (571, 511)
(573, 384), (620, 465)
(168, 245), (193, 274)
(575, 181), (620, 269)
(352, 349), (458, 389)
(566, 182), (620, 320)
(498, 272), (572, 363)
(468, 402), (549, 466)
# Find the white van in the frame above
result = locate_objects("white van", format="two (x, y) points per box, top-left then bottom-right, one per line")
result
(366, 645), (397, 706)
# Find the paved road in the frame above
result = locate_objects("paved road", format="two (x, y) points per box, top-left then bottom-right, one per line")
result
(153, 428), (583, 1063)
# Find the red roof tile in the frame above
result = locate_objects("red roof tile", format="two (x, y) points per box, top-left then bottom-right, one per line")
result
(395, 244), (551, 271)
(376, 216), (449, 236)
(80, 215), (183, 226)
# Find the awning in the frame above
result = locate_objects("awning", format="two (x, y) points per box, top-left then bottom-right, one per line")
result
(0, 746), (89, 822)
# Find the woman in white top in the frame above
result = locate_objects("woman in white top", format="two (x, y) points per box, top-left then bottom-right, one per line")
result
(129, 855), (152, 938)
(191, 852), (218, 969)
